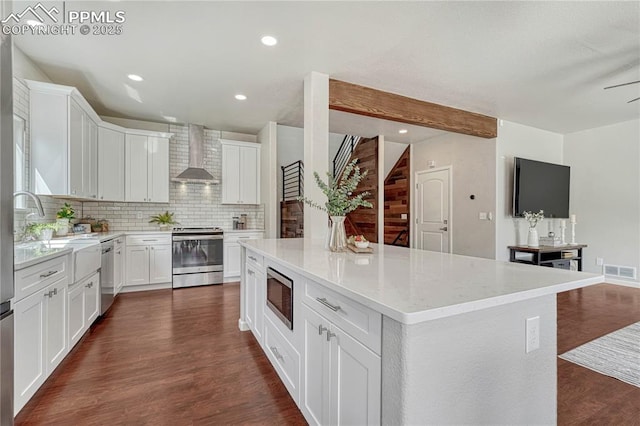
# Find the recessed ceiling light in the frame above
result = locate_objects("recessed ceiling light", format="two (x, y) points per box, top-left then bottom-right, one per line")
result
(26, 19), (43, 26)
(398, 129), (408, 134)
(127, 74), (144, 82)
(261, 35), (278, 46)
(235, 94), (247, 101)
(162, 115), (177, 123)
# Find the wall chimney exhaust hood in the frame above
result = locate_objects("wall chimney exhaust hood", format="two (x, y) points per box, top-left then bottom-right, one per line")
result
(172, 124), (219, 184)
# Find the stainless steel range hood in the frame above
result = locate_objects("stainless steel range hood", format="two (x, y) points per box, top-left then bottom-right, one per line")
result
(172, 124), (219, 184)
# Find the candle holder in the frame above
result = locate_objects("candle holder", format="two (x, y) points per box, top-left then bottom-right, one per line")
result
(570, 222), (576, 245)
(560, 223), (567, 245)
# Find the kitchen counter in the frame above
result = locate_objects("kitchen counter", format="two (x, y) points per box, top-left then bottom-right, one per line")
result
(240, 238), (602, 324)
(239, 238), (604, 424)
(14, 242), (73, 271)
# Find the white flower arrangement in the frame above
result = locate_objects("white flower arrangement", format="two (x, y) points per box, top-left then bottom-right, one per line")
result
(523, 210), (544, 228)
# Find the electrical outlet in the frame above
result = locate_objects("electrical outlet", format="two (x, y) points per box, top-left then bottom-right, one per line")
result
(526, 316), (540, 353)
(596, 257), (604, 266)
(401, 213), (408, 220)
(478, 212), (488, 220)
(136, 212), (143, 219)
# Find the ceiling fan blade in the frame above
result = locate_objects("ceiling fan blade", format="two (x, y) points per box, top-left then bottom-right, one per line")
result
(627, 97), (640, 103)
(604, 80), (640, 90)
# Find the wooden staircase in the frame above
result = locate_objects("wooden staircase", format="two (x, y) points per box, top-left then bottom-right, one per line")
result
(339, 137), (379, 243)
(383, 146), (410, 247)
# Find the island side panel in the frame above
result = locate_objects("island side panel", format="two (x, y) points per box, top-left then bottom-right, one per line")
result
(238, 246), (249, 331)
(382, 294), (557, 425)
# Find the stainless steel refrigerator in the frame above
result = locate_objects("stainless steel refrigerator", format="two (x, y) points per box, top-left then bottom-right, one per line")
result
(0, 1), (14, 423)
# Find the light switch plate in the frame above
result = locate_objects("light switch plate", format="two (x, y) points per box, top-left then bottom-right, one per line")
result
(401, 213), (408, 220)
(479, 212), (488, 220)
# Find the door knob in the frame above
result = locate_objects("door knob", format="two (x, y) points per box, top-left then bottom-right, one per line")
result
(440, 227), (448, 231)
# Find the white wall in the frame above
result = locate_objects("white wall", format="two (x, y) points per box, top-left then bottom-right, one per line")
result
(413, 133), (496, 259)
(563, 119), (640, 285)
(384, 140), (408, 179)
(13, 46), (52, 83)
(495, 121), (564, 260)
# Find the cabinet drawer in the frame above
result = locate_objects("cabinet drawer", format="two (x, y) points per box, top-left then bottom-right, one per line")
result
(264, 314), (300, 403)
(225, 232), (264, 243)
(303, 280), (381, 355)
(246, 249), (263, 267)
(126, 234), (171, 246)
(15, 255), (69, 302)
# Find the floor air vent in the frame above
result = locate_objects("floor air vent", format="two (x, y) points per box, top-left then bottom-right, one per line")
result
(604, 264), (637, 280)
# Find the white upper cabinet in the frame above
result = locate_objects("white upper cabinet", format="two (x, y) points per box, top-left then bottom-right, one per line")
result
(221, 140), (260, 204)
(28, 81), (101, 200)
(125, 133), (169, 203)
(98, 125), (125, 201)
(26, 80), (172, 203)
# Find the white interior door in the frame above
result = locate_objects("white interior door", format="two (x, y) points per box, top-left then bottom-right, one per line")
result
(415, 168), (451, 252)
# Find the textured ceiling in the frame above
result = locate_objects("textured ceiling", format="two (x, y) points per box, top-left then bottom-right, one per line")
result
(13, 1), (640, 135)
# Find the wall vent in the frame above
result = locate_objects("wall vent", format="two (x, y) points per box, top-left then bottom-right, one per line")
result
(604, 264), (637, 280)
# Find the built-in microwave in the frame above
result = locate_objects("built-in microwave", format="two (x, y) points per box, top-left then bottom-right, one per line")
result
(266, 267), (293, 330)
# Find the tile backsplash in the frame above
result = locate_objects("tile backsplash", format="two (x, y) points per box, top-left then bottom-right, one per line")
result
(13, 77), (264, 235)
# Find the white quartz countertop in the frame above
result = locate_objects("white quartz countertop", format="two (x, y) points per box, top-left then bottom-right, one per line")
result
(14, 242), (73, 271)
(240, 238), (604, 324)
(224, 229), (265, 234)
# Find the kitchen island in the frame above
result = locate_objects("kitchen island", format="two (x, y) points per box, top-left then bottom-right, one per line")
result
(239, 238), (603, 425)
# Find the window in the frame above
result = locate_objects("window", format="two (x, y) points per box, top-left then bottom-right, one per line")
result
(14, 114), (26, 208)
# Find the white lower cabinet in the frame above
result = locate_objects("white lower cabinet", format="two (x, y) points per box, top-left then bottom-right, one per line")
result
(114, 238), (124, 294)
(224, 232), (264, 279)
(124, 235), (171, 287)
(67, 272), (100, 350)
(301, 303), (381, 426)
(14, 277), (69, 414)
(245, 260), (265, 343)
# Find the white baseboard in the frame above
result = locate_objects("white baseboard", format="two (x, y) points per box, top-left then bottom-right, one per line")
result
(119, 282), (172, 293)
(604, 277), (640, 289)
(224, 276), (240, 283)
(238, 319), (249, 331)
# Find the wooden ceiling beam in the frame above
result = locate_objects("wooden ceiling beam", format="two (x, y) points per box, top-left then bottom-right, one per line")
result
(328, 79), (498, 139)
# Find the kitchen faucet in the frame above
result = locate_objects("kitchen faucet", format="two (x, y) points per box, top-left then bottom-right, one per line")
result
(13, 191), (45, 217)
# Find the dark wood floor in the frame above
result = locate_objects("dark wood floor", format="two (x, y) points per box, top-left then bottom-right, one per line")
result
(15, 284), (306, 425)
(557, 284), (640, 425)
(15, 282), (640, 425)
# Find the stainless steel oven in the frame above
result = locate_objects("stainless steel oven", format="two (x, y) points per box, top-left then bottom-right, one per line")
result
(266, 267), (293, 330)
(172, 227), (224, 288)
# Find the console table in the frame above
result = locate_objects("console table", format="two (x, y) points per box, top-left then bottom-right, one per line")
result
(508, 244), (587, 271)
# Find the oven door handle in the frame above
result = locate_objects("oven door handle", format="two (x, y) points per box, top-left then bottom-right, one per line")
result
(173, 235), (223, 241)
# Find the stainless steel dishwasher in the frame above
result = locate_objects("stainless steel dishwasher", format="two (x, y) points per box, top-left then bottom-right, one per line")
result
(100, 240), (115, 315)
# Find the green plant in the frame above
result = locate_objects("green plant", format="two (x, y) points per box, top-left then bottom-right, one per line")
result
(56, 203), (75, 220)
(298, 158), (373, 217)
(24, 222), (58, 238)
(149, 211), (178, 225)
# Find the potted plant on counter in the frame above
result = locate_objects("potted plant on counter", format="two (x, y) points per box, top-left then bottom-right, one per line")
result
(56, 203), (75, 236)
(149, 211), (178, 231)
(298, 158), (373, 252)
(24, 222), (58, 242)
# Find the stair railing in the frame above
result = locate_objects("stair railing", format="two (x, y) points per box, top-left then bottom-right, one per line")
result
(282, 160), (304, 201)
(332, 135), (361, 178)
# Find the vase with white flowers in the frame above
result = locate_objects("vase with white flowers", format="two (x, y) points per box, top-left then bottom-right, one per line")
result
(298, 159), (373, 252)
(56, 203), (75, 236)
(522, 210), (544, 247)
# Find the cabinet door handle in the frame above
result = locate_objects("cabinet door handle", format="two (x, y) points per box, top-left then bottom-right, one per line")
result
(40, 270), (58, 278)
(151, 247), (154, 250)
(145, 247), (148, 251)
(248, 255), (257, 261)
(316, 297), (341, 312)
(86, 281), (93, 288)
(318, 324), (328, 336)
(239, 236), (250, 239)
(100, 196), (104, 200)
(53, 288), (57, 296)
(326, 331), (336, 342)
(270, 346), (284, 361)
(247, 270), (254, 276)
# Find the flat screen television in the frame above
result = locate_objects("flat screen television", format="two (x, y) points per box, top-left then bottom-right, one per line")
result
(513, 157), (570, 218)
